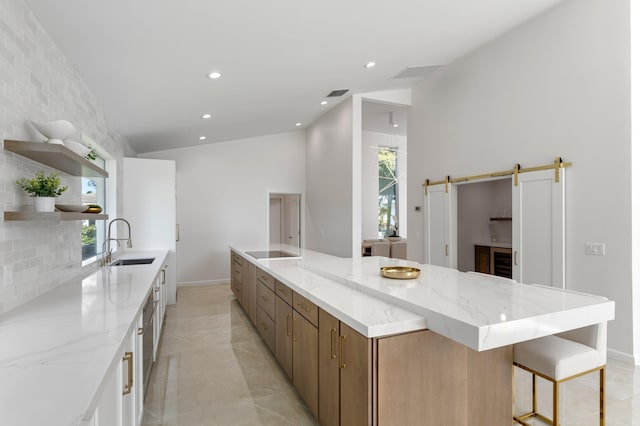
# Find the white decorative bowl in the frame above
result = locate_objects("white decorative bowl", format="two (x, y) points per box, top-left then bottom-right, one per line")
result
(32, 120), (76, 144)
(64, 140), (91, 158)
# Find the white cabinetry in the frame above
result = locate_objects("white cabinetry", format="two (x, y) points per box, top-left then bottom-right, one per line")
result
(83, 312), (144, 426)
(123, 158), (177, 304)
(153, 264), (168, 360)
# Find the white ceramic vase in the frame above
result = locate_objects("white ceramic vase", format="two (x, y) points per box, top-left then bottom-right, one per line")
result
(34, 197), (56, 212)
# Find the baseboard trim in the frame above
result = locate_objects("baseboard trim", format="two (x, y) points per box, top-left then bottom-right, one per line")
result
(178, 279), (229, 287)
(607, 347), (637, 365)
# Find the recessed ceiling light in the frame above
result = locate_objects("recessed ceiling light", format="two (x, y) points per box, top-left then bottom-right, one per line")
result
(207, 71), (222, 79)
(393, 123), (399, 128)
(295, 122), (302, 127)
(364, 61), (376, 69)
(320, 101), (328, 106)
(199, 136), (207, 140)
(202, 114), (212, 119)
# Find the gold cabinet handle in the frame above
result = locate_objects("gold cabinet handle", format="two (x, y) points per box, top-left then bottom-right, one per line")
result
(277, 287), (289, 296)
(286, 314), (293, 337)
(137, 327), (144, 335)
(445, 244), (449, 256)
(296, 302), (310, 313)
(514, 251), (518, 266)
(260, 322), (268, 331)
(261, 295), (269, 301)
(161, 267), (166, 284)
(339, 335), (346, 369)
(123, 351), (133, 395)
(330, 328), (337, 360)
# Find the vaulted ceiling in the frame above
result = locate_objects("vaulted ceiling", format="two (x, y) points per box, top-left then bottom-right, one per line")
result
(24, 0), (564, 153)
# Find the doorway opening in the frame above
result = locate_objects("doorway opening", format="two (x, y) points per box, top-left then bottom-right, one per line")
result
(269, 193), (301, 247)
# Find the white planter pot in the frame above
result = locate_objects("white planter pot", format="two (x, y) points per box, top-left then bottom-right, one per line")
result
(34, 197), (56, 212)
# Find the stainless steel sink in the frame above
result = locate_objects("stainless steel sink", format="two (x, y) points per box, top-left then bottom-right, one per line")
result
(110, 258), (155, 266)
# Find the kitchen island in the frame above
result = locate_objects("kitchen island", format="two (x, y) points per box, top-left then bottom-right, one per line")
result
(231, 246), (614, 425)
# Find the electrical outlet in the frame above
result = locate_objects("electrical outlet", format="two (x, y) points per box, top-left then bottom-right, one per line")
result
(585, 242), (606, 256)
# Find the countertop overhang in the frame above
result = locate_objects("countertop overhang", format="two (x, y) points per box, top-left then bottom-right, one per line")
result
(232, 246), (615, 351)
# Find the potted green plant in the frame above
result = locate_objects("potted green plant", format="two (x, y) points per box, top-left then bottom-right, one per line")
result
(16, 172), (68, 212)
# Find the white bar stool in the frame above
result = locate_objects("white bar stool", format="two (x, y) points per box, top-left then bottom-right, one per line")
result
(513, 320), (607, 425)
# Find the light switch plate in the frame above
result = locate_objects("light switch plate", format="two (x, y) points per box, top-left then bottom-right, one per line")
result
(585, 242), (606, 256)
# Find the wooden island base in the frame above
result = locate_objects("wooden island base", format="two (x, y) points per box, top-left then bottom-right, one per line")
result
(374, 329), (513, 425)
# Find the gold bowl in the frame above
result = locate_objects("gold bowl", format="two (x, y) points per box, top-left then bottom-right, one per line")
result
(380, 266), (421, 280)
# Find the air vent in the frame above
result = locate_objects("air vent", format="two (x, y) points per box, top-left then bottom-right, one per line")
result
(327, 89), (349, 97)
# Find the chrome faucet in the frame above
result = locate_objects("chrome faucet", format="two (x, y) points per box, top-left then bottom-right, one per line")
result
(101, 238), (121, 266)
(102, 218), (133, 266)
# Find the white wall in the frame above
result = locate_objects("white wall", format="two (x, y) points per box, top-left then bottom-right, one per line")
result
(631, 0), (640, 361)
(306, 98), (354, 258)
(361, 131), (407, 240)
(0, 0), (134, 315)
(143, 131), (305, 285)
(407, 0), (632, 358)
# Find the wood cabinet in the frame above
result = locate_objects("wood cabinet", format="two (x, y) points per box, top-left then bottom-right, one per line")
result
(474, 245), (512, 279)
(275, 294), (293, 380)
(293, 310), (319, 418)
(319, 309), (371, 426)
(230, 252), (243, 301)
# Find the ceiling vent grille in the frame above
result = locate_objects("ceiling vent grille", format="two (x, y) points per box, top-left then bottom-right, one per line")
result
(327, 89), (349, 97)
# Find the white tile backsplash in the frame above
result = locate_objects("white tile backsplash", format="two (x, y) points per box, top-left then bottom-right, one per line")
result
(0, 0), (135, 315)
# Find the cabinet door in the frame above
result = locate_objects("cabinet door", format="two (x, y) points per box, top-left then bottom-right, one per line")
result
(424, 183), (457, 268)
(275, 296), (293, 380)
(121, 325), (136, 426)
(339, 323), (371, 426)
(246, 264), (257, 325)
(293, 311), (319, 418)
(318, 309), (340, 425)
(474, 245), (490, 273)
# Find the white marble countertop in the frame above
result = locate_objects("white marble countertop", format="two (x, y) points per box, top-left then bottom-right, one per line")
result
(0, 250), (168, 426)
(233, 246), (615, 351)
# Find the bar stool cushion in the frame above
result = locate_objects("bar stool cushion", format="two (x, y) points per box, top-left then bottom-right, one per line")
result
(514, 335), (603, 381)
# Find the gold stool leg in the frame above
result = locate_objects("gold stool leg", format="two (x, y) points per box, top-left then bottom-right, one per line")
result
(532, 373), (537, 414)
(600, 367), (606, 426)
(552, 380), (559, 426)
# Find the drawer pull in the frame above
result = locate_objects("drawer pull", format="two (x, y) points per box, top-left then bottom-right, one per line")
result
(278, 287), (289, 296)
(339, 335), (346, 369)
(330, 327), (337, 360)
(296, 302), (310, 313)
(123, 351), (134, 395)
(137, 327), (144, 335)
(261, 295), (269, 302)
(286, 314), (293, 337)
(260, 322), (269, 331)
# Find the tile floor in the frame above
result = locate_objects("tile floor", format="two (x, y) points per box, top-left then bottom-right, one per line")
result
(143, 285), (640, 426)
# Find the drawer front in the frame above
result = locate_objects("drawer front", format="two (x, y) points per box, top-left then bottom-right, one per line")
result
(293, 292), (319, 327)
(256, 306), (275, 354)
(257, 281), (276, 320)
(256, 269), (276, 291)
(233, 264), (242, 282)
(275, 280), (293, 306)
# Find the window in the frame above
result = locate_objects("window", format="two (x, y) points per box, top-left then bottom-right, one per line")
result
(378, 147), (399, 238)
(82, 155), (106, 262)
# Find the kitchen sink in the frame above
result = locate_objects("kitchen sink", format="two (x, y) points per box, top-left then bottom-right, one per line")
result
(110, 257), (155, 266)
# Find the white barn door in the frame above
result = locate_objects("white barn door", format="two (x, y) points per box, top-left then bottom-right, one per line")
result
(424, 183), (456, 268)
(512, 169), (565, 287)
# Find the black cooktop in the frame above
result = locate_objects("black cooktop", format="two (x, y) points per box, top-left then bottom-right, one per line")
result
(246, 250), (299, 259)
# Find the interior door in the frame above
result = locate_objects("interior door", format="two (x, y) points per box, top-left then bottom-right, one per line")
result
(424, 183), (456, 268)
(287, 195), (301, 247)
(269, 197), (282, 244)
(512, 169), (565, 287)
